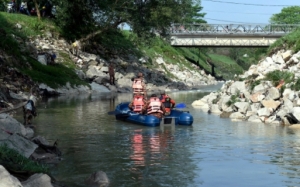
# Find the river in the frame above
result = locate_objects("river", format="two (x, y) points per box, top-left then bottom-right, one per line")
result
(14, 84), (300, 187)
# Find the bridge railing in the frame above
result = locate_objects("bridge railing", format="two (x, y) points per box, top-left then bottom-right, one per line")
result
(170, 24), (300, 35)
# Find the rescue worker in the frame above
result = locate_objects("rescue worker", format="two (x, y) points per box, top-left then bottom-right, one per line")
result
(129, 93), (147, 114)
(132, 72), (147, 96)
(143, 94), (166, 119)
(160, 91), (176, 115)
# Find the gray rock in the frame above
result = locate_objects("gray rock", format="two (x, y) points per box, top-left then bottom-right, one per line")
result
(257, 108), (271, 117)
(0, 165), (23, 187)
(234, 102), (250, 114)
(293, 107), (300, 122)
(0, 113), (27, 136)
(229, 112), (245, 120)
(210, 104), (222, 114)
(265, 87), (280, 100)
(22, 173), (53, 187)
(247, 115), (262, 123)
(0, 133), (38, 158)
(85, 171), (109, 187)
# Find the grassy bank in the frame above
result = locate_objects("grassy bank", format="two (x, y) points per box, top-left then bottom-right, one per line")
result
(0, 12), (88, 89)
(268, 28), (300, 54)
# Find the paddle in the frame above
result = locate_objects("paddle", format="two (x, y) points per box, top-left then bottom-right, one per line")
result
(107, 110), (132, 116)
(175, 103), (187, 109)
(107, 111), (116, 115)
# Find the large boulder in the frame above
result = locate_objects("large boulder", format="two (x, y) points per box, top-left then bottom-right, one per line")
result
(0, 113), (26, 136)
(0, 133), (38, 158)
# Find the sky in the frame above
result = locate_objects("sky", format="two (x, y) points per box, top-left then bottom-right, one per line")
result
(201, 0), (299, 24)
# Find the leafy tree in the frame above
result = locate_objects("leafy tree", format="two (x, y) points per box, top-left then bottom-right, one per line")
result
(51, 0), (206, 41)
(270, 6), (300, 24)
(52, 0), (96, 39)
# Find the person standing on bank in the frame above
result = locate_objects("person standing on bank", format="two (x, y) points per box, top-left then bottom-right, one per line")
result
(108, 62), (115, 85)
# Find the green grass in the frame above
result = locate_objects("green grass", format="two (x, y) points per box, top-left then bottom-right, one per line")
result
(291, 78), (300, 91)
(208, 53), (244, 80)
(0, 12), (89, 88)
(0, 12), (59, 40)
(268, 28), (300, 54)
(21, 57), (89, 89)
(0, 144), (48, 174)
(208, 53), (237, 65)
(265, 70), (294, 86)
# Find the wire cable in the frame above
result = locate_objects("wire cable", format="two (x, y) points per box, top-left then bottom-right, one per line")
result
(203, 17), (270, 24)
(203, 0), (295, 7)
(204, 9), (274, 15)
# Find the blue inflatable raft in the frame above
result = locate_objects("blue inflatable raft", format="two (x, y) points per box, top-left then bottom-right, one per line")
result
(114, 102), (193, 127)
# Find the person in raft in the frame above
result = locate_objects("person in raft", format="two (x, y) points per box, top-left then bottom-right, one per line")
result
(160, 91), (176, 115)
(143, 94), (166, 119)
(129, 93), (147, 114)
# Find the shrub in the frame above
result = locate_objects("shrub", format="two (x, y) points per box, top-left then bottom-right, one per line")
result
(265, 70), (294, 86)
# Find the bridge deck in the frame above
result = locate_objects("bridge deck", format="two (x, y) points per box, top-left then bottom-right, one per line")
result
(170, 24), (300, 47)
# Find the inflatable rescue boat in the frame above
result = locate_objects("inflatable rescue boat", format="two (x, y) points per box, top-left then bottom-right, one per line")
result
(113, 102), (193, 127)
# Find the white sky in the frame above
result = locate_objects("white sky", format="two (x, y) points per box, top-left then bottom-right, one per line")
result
(201, 0), (299, 24)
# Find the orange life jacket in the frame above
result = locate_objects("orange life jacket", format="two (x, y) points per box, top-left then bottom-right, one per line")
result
(133, 95), (144, 112)
(147, 97), (163, 114)
(132, 78), (144, 94)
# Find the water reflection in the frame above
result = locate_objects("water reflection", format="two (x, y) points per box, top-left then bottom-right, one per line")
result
(130, 129), (146, 166)
(125, 127), (196, 187)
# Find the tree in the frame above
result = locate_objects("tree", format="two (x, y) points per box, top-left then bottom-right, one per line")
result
(32, 0), (41, 20)
(270, 6), (300, 24)
(52, 0), (206, 41)
(52, 0), (96, 39)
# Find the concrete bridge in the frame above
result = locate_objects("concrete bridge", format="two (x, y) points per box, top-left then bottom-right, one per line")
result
(170, 24), (300, 47)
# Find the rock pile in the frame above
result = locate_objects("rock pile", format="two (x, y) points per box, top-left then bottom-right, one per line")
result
(27, 31), (217, 94)
(192, 49), (300, 125)
(0, 113), (61, 187)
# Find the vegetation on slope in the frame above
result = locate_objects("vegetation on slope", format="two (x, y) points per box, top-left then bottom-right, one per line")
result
(268, 29), (300, 54)
(0, 12), (88, 88)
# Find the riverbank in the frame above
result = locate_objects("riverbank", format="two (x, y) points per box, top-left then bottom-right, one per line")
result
(0, 112), (62, 187)
(192, 49), (300, 126)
